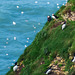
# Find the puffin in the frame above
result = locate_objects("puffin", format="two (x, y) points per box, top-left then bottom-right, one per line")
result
(47, 15), (51, 22)
(52, 14), (58, 20)
(62, 22), (66, 30)
(72, 53), (75, 62)
(45, 66), (52, 74)
(13, 62), (19, 71)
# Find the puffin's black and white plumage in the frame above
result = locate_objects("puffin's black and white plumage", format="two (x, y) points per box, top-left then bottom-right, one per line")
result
(47, 16), (51, 22)
(45, 66), (52, 75)
(13, 62), (19, 71)
(72, 53), (75, 62)
(52, 14), (58, 20)
(62, 22), (66, 30)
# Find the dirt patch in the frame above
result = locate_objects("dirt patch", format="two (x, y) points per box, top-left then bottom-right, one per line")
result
(51, 22), (62, 29)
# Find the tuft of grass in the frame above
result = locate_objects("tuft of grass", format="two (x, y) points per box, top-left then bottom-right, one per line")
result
(58, 64), (63, 68)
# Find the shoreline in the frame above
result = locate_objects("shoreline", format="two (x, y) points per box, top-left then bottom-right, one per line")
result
(6, 0), (75, 75)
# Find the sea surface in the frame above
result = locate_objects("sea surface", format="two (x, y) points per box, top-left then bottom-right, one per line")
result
(0, 0), (67, 75)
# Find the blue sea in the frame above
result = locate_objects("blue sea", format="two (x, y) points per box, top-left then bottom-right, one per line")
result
(0, 0), (67, 75)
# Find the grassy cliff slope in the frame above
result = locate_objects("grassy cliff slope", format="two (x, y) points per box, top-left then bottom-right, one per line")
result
(6, 0), (75, 75)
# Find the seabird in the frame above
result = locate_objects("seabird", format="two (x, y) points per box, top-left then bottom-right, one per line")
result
(47, 2), (50, 4)
(13, 60), (16, 62)
(57, 6), (60, 8)
(63, 4), (64, 5)
(34, 27), (36, 29)
(45, 66), (52, 75)
(6, 38), (9, 40)
(62, 22), (66, 30)
(72, 53), (75, 62)
(21, 11), (24, 14)
(25, 45), (27, 47)
(35, 1), (38, 4)
(38, 23), (40, 25)
(47, 16), (51, 22)
(17, 6), (19, 8)
(13, 21), (16, 25)
(4, 46), (6, 48)
(6, 54), (8, 56)
(27, 38), (29, 40)
(14, 37), (16, 40)
(13, 62), (19, 71)
(52, 14), (58, 20)
(57, 3), (59, 5)
(26, 41), (28, 43)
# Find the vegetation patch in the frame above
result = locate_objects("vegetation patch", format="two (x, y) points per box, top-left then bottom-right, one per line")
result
(6, 0), (75, 75)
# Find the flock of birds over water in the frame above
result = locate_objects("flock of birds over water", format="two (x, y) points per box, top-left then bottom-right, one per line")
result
(1, 0), (68, 70)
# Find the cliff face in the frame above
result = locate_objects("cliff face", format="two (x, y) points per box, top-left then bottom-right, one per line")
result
(6, 0), (75, 75)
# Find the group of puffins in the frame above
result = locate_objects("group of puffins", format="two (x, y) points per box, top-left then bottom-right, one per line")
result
(47, 14), (66, 30)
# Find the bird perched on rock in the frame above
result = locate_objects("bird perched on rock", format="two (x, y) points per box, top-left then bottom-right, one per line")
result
(72, 53), (75, 62)
(52, 14), (58, 20)
(62, 22), (66, 30)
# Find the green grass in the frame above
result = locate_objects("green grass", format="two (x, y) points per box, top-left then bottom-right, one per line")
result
(71, 5), (75, 12)
(6, 0), (75, 75)
(68, 0), (75, 5)
(58, 64), (63, 68)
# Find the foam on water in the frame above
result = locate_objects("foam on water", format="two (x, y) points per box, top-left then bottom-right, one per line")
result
(0, 0), (67, 75)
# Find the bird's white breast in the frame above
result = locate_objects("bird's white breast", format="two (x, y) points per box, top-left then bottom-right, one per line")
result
(13, 65), (18, 71)
(72, 57), (75, 62)
(52, 16), (56, 19)
(62, 24), (66, 30)
(46, 69), (51, 74)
